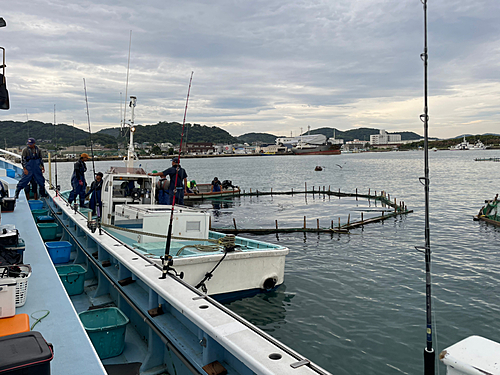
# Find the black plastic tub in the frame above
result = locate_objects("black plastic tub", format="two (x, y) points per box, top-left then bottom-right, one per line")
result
(1, 198), (16, 213)
(0, 331), (53, 374)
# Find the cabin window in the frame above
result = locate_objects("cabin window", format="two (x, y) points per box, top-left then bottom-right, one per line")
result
(186, 221), (201, 232)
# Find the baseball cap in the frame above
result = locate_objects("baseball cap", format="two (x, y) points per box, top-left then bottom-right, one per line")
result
(27, 138), (36, 145)
(171, 157), (179, 163)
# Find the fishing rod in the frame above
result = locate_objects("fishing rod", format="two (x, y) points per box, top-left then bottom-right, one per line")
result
(53, 104), (59, 191)
(83, 78), (102, 230)
(418, 1), (435, 374)
(83, 78), (96, 176)
(160, 71), (194, 280)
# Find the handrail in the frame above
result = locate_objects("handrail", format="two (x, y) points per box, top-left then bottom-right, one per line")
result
(0, 148), (21, 159)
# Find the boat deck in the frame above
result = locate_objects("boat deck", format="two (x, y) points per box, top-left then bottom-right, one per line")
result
(1, 175), (107, 375)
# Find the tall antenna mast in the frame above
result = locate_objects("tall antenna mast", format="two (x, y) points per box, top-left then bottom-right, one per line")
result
(126, 96), (137, 169)
(419, 0), (435, 374)
(122, 30), (132, 136)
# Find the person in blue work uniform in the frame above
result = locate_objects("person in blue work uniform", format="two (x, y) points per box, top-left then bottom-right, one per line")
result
(68, 153), (89, 207)
(211, 177), (221, 192)
(24, 177), (38, 200)
(14, 138), (47, 199)
(85, 172), (103, 215)
(148, 157), (187, 205)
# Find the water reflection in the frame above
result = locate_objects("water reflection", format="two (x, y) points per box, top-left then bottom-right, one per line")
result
(224, 284), (294, 331)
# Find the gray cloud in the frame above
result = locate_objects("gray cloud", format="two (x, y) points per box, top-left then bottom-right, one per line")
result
(1, 0), (499, 138)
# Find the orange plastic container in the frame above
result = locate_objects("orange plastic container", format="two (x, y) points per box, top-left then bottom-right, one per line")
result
(0, 313), (30, 337)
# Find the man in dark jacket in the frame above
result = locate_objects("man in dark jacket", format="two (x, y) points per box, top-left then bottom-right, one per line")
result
(68, 153), (89, 207)
(85, 172), (103, 215)
(148, 157), (187, 205)
(14, 138), (47, 199)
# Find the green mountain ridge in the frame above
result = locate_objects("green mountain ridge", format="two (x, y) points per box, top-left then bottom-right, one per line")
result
(2, 120), (497, 148)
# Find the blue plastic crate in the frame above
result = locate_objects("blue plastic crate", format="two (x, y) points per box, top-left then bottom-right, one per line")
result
(56, 264), (86, 296)
(78, 307), (129, 359)
(6, 169), (15, 178)
(45, 241), (72, 264)
(28, 200), (43, 210)
(37, 223), (58, 241)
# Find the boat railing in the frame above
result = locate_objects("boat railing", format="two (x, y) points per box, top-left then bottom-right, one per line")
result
(0, 147), (21, 159)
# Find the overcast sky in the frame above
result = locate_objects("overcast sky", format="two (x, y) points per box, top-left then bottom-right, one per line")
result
(1, 0), (499, 139)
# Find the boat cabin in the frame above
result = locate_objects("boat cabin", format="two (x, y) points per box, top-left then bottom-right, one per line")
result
(101, 166), (156, 225)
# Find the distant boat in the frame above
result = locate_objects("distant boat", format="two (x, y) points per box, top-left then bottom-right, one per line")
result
(449, 136), (471, 150)
(185, 182), (240, 200)
(470, 140), (487, 150)
(291, 134), (341, 155)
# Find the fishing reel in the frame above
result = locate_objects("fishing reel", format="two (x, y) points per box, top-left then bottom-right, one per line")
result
(159, 255), (184, 279)
(87, 218), (97, 233)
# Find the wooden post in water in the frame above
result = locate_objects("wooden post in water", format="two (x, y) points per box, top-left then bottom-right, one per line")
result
(388, 193), (390, 201)
(271, 188), (273, 196)
(250, 188), (252, 194)
(331, 220), (333, 229)
(275, 220), (278, 230)
(233, 218), (237, 230)
(317, 219), (319, 230)
(361, 212), (364, 222)
(305, 182), (307, 194)
(328, 185), (331, 192)
(338, 217), (341, 229)
(356, 188), (358, 200)
(303, 216), (306, 229)
(347, 214), (350, 225)
(291, 188), (293, 195)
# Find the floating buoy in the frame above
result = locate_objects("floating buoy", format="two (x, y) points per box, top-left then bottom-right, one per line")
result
(314, 166), (323, 171)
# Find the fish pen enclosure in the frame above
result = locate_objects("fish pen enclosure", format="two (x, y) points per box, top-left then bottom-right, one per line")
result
(190, 186), (412, 235)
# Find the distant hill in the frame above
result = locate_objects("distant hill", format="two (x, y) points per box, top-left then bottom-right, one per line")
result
(97, 122), (238, 145)
(0, 120), (124, 148)
(236, 132), (278, 144)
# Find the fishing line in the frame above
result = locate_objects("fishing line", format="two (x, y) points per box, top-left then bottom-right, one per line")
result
(53, 104), (58, 191)
(83, 78), (102, 225)
(83, 78), (96, 176)
(122, 30), (132, 137)
(160, 71), (194, 280)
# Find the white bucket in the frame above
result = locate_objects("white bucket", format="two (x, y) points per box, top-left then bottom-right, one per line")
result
(0, 278), (16, 318)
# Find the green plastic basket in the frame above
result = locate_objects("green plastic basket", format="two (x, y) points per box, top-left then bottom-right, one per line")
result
(78, 307), (129, 359)
(56, 264), (86, 296)
(37, 223), (59, 241)
(32, 209), (49, 221)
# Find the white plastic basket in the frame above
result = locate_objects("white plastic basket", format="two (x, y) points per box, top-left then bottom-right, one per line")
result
(0, 264), (31, 307)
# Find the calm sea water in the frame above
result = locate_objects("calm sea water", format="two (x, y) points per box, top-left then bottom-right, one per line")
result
(51, 150), (500, 374)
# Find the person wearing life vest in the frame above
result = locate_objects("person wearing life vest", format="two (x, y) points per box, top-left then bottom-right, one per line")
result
(85, 172), (103, 215)
(186, 180), (198, 194)
(14, 138), (47, 199)
(68, 153), (89, 207)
